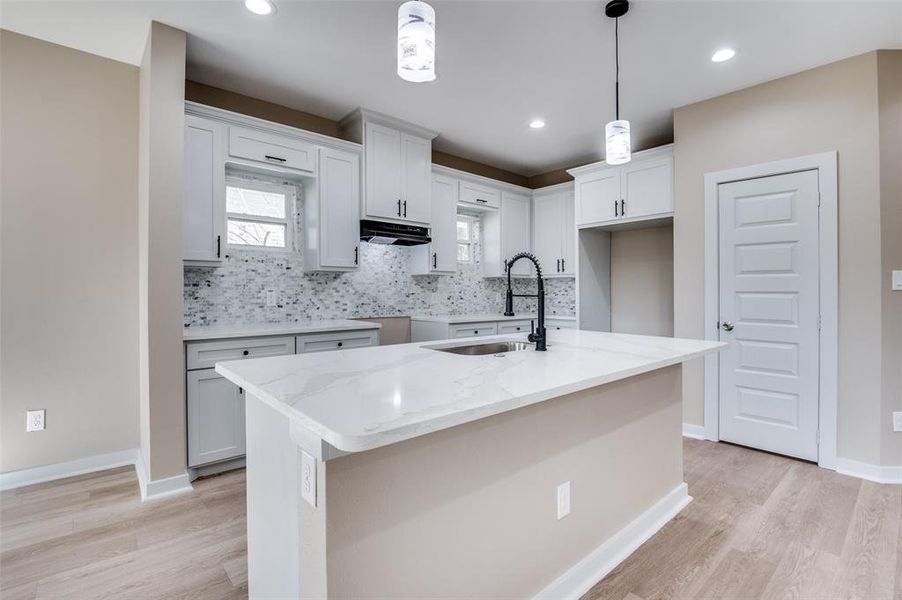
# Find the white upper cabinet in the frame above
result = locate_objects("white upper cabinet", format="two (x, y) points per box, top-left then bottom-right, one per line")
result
(305, 147), (361, 272)
(411, 174), (458, 275)
(570, 145), (673, 228)
(183, 115), (226, 264)
(502, 192), (533, 276)
(228, 126), (316, 174)
(364, 122), (404, 220)
(459, 180), (501, 209)
(342, 109), (438, 226)
(532, 184), (575, 277)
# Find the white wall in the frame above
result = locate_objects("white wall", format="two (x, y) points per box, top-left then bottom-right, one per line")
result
(0, 30), (140, 473)
(610, 226), (674, 337)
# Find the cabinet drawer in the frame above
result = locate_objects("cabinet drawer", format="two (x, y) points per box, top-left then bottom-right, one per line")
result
(459, 181), (500, 209)
(498, 320), (531, 335)
(450, 322), (498, 338)
(296, 330), (379, 353)
(186, 336), (295, 370)
(229, 126), (316, 173)
(546, 318), (576, 330)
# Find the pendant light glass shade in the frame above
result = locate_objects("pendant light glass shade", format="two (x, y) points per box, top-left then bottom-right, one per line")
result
(397, 1), (436, 83)
(605, 119), (631, 165)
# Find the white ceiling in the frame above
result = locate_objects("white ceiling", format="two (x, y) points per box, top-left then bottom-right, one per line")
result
(3, 1), (901, 175)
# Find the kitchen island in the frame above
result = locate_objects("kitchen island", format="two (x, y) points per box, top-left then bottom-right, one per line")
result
(216, 329), (723, 599)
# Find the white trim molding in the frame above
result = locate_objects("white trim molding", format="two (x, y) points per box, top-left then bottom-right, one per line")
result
(0, 448), (140, 491)
(835, 459), (902, 485)
(135, 453), (194, 502)
(702, 151), (839, 471)
(682, 423), (708, 440)
(534, 483), (691, 600)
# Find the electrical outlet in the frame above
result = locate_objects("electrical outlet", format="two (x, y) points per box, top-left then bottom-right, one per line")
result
(892, 270), (902, 291)
(265, 290), (278, 307)
(300, 450), (317, 507)
(26, 409), (45, 432)
(557, 481), (571, 520)
(893, 412), (902, 432)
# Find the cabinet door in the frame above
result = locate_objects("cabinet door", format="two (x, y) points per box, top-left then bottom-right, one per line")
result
(501, 192), (533, 276)
(319, 148), (360, 269)
(575, 169), (620, 226)
(431, 174), (459, 273)
(228, 126), (316, 173)
(183, 116), (225, 263)
(365, 122), (403, 220)
(459, 181), (501, 209)
(560, 190), (576, 275)
(621, 157), (673, 219)
(401, 133), (431, 223)
(187, 369), (245, 467)
(532, 193), (563, 275)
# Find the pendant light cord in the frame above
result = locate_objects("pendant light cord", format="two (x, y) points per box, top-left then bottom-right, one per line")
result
(615, 17), (620, 121)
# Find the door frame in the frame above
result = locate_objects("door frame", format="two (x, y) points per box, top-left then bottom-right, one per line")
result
(702, 152), (838, 470)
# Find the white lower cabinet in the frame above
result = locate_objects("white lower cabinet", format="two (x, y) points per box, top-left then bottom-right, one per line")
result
(187, 369), (246, 468)
(186, 328), (379, 470)
(412, 317), (576, 342)
(498, 320), (531, 334)
(450, 322), (498, 338)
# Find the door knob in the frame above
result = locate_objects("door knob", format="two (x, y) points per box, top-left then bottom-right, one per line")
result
(721, 321), (734, 332)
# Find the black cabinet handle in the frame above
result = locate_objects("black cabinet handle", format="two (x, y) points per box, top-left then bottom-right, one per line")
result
(403, 200), (407, 217)
(264, 155), (287, 163)
(474, 330), (478, 334)
(476, 198), (488, 204)
(433, 252), (437, 269)
(561, 258), (565, 271)
(516, 327), (521, 331)
(556, 259), (561, 272)
(216, 235), (221, 258)
(354, 246), (359, 265)
(337, 341), (343, 348)
(397, 199), (402, 216)
(238, 387), (243, 395)
(614, 200), (619, 217)
(621, 198), (625, 216)
(242, 350), (249, 356)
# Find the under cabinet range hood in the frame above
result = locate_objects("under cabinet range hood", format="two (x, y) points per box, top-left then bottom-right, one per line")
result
(360, 220), (431, 246)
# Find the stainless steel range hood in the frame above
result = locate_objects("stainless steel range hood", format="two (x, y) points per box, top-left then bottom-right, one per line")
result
(360, 220), (431, 246)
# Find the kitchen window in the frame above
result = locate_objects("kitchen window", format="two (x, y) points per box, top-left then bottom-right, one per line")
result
(225, 179), (294, 250)
(457, 215), (475, 263)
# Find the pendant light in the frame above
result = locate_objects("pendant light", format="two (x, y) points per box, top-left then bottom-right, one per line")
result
(604, 0), (630, 164)
(397, 0), (436, 83)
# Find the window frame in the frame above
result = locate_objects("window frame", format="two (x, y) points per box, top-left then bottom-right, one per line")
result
(224, 176), (295, 252)
(456, 214), (476, 264)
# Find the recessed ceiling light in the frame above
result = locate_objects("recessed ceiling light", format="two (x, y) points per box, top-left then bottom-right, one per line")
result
(245, 0), (275, 16)
(711, 48), (736, 63)
(529, 119), (546, 129)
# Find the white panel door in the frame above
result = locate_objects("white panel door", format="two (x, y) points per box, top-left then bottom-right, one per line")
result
(575, 169), (620, 226)
(431, 175), (459, 273)
(319, 147), (360, 269)
(621, 156), (673, 219)
(183, 116), (225, 262)
(532, 193), (563, 275)
(365, 122), (403, 220)
(187, 369), (245, 467)
(718, 170), (820, 461)
(401, 133), (431, 223)
(501, 192), (532, 276)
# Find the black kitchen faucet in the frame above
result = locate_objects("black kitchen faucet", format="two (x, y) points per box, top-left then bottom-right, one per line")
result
(503, 252), (546, 351)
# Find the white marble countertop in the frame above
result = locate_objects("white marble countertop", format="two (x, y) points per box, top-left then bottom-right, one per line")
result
(184, 319), (381, 341)
(410, 313), (576, 324)
(215, 329), (724, 454)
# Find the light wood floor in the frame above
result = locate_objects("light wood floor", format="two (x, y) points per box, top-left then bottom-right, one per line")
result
(1, 439), (899, 599)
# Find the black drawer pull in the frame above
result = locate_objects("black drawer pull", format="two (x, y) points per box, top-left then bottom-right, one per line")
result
(337, 341), (343, 348)
(242, 350), (249, 356)
(264, 155), (287, 162)
(474, 330), (478, 334)
(476, 198), (488, 204)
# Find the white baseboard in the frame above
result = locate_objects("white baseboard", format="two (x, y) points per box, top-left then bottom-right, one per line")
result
(835, 458), (902, 485)
(135, 453), (194, 501)
(534, 483), (692, 600)
(0, 448), (140, 491)
(681, 423), (708, 440)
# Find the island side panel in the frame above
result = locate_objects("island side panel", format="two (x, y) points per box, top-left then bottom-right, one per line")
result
(323, 365), (684, 598)
(245, 394), (327, 599)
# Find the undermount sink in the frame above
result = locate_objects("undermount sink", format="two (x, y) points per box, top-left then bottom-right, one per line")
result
(426, 340), (533, 356)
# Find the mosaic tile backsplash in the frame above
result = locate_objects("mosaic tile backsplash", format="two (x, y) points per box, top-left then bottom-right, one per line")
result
(183, 172), (575, 328)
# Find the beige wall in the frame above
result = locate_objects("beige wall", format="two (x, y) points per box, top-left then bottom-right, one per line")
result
(0, 31), (140, 472)
(610, 226), (674, 337)
(877, 51), (902, 467)
(673, 52), (888, 465)
(138, 22), (188, 481)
